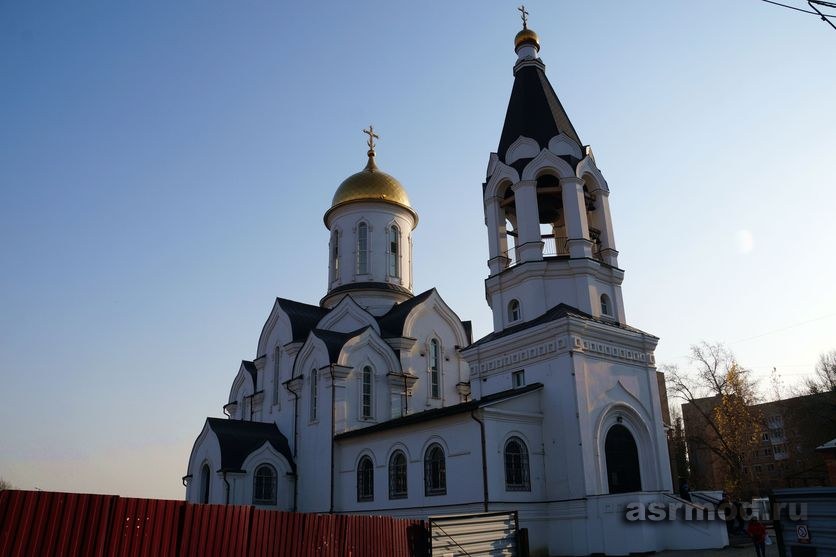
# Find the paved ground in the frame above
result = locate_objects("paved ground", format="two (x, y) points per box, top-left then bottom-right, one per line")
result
(654, 529), (778, 557)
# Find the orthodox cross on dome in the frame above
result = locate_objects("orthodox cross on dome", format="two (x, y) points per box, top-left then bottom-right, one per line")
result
(518, 4), (529, 29)
(363, 125), (379, 153)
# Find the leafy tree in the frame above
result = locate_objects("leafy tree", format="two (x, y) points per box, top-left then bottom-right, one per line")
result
(665, 342), (762, 497)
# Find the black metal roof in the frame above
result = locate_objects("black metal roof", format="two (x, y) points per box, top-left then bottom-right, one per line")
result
(497, 62), (582, 163)
(334, 383), (543, 441)
(206, 417), (296, 473)
(467, 303), (655, 349)
(242, 360), (257, 386)
(276, 298), (330, 343)
(376, 288), (435, 338)
(310, 328), (369, 362)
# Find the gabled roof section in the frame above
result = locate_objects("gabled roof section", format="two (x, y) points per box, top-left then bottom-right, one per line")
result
(276, 298), (330, 343)
(206, 418), (296, 473)
(376, 288), (436, 338)
(467, 303), (656, 349)
(310, 327), (369, 363)
(241, 360), (257, 386)
(334, 383), (543, 441)
(497, 63), (582, 163)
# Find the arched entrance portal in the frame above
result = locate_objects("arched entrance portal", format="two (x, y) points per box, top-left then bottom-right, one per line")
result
(605, 424), (641, 494)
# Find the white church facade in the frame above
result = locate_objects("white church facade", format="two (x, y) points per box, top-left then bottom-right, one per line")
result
(184, 17), (727, 556)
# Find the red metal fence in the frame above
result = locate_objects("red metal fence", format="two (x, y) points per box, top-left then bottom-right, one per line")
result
(0, 490), (428, 557)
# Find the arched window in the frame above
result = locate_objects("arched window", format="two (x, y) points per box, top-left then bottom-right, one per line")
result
(253, 464), (277, 505)
(331, 230), (340, 281)
(388, 224), (400, 278)
(605, 424), (641, 494)
(424, 443), (446, 496)
(504, 437), (531, 491)
(361, 365), (373, 419)
(388, 450), (407, 499)
(508, 299), (521, 322)
(357, 222), (369, 274)
(428, 339), (441, 399)
(600, 293), (612, 317)
(310, 368), (318, 422)
(200, 463), (211, 504)
(357, 455), (374, 502)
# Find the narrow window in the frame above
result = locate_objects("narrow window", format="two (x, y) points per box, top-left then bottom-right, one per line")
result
(600, 294), (612, 317)
(508, 299), (521, 322)
(361, 365), (373, 419)
(331, 230), (340, 281)
(512, 370), (525, 388)
(310, 368), (318, 422)
(388, 224), (400, 278)
(504, 437), (531, 491)
(357, 222), (369, 274)
(272, 347), (281, 408)
(424, 443), (446, 496)
(253, 464), (277, 505)
(200, 463), (211, 504)
(389, 450), (408, 499)
(357, 456), (374, 502)
(429, 339), (440, 399)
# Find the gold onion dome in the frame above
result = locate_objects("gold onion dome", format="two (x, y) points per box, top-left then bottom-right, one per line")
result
(327, 150), (416, 221)
(514, 27), (540, 51)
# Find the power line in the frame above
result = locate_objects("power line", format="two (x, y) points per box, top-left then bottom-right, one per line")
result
(759, 0), (836, 30)
(730, 312), (836, 344)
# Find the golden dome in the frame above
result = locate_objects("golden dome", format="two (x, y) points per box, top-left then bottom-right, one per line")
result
(326, 152), (417, 222)
(514, 27), (540, 51)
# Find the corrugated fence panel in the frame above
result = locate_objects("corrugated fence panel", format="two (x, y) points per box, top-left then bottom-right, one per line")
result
(0, 491), (115, 557)
(0, 490), (428, 557)
(772, 487), (836, 557)
(430, 511), (518, 557)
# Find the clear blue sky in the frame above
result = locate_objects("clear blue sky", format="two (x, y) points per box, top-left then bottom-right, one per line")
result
(1, 1), (834, 499)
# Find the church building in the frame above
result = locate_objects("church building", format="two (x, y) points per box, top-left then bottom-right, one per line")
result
(184, 13), (727, 556)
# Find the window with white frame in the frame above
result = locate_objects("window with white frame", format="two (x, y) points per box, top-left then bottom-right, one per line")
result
(512, 370), (525, 388)
(508, 299), (521, 322)
(357, 221), (369, 274)
(272, 347), (281, 408)
(429, 339), (441, 399)
(357, 456), (374, 502)
(200, 463), (211, 504)
(253, 464), (277, 505)
(388, 450), (407, 499)
(388, 224), (400, 278)
(600, 293), (612, 317)
(310, 368), (318, 422)
(424, 443), (446, 496)
(361, 365), (373, 419)
(504, 437), (531, 491)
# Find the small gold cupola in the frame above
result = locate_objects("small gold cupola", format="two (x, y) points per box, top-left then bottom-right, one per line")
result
(514, 5), (540, 55)
(325, 126), (416, 224)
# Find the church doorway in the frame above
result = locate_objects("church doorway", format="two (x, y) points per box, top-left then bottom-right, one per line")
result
(605, 424), (641, 493)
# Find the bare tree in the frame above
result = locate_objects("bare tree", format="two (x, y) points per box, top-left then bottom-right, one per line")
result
(804, 350), (836, 394)
(0, 477), (12, 491)
(665, 342), (762, 496)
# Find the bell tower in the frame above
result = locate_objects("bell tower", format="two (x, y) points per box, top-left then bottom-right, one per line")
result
(483, 14), (625, 332)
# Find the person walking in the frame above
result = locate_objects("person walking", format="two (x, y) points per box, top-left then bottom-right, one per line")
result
(746, 516), (767, 557)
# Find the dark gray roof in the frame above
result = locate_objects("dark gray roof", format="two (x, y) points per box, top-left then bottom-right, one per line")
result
(467, 303), (656, 349)
(206, 417), (296, 473)
(310, 328), (369, 362)
(376, 288), (435, 338)
(242, 360), (257, 386)
(497, 62), (582, 164)
(321, 282), (413, 306)
(276, 298), (330, 343)
(334, 383), (543, 441)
